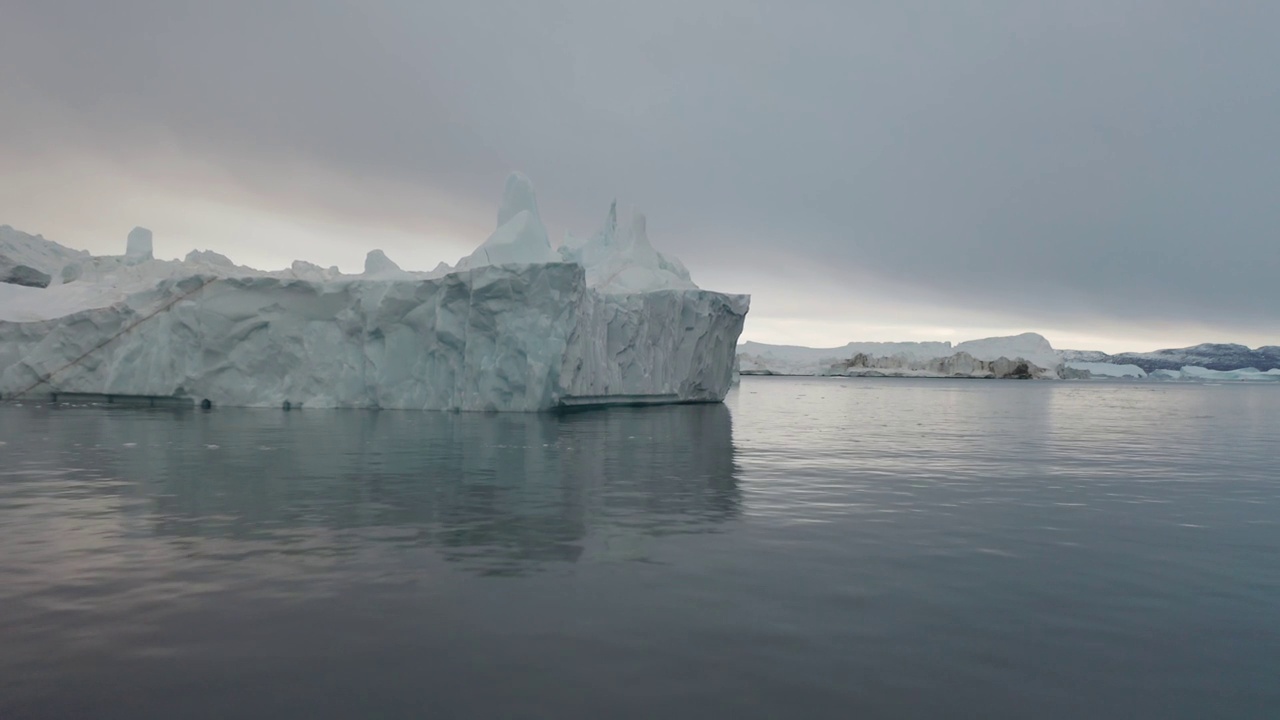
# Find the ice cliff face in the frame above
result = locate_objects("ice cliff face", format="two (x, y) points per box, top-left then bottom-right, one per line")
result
(0, 175), (749, 410)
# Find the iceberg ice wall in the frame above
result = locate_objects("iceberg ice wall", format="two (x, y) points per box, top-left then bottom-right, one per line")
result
(0, 175), (749, 410)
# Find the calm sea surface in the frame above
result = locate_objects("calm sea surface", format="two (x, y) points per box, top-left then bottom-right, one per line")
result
(1, 377), (1277, 719)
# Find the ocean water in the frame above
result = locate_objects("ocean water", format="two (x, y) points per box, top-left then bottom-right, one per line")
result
(1, 377), (1277, 719)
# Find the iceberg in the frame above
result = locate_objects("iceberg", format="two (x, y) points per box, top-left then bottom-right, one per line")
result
(1148, 366), (1280, 382)
(739, 332), (1063, 379)
(830, 351), (1054, 379)
(1061, 344), (1280, 373)
(0, 174), (749, 410)
(739, 334), (1277, 382)
(1063, 361), (1147, 379)
(737, 340), (954, 376)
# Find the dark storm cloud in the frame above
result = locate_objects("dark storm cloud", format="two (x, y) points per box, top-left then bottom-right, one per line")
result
(3, 1), (1278, 344)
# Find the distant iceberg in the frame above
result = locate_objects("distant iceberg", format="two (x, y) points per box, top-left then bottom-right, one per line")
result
(737, 333), (1280, 382)
(738, 332), (1063, 379)
(1148, 367), (1280, 382)
(0, 175), (749, 410)
(1063, 362), (1148, 379)
(1061, 343), (1280, 374)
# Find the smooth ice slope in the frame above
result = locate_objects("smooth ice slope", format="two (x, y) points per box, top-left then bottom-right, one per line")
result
(0, 174), (749, 410)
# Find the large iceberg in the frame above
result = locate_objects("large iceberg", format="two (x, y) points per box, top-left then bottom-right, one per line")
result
(0, 175), (749, 410)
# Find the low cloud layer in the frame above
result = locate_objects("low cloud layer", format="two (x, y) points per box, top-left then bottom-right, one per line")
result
(3, 1), (1277, 351)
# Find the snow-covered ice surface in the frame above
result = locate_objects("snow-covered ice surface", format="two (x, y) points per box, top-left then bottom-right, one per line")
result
(0, 174), (749, 410)
(0, 225), (90, 277)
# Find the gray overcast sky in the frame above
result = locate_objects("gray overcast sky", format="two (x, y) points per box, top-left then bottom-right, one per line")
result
(2, 1), (1277, 352)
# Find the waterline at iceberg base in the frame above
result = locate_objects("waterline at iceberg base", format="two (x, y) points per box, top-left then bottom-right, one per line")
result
(0, 174), (750, 411)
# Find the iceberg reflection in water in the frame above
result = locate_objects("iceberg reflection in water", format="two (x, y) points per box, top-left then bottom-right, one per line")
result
(2, 379), (1278, 719)
(0, 403), (740, 576)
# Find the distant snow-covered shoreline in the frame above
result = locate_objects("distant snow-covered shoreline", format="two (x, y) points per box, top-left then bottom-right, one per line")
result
(738, 334), (1280, 382)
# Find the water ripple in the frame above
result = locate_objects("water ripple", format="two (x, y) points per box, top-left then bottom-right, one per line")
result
(0, 380), (1277, 718)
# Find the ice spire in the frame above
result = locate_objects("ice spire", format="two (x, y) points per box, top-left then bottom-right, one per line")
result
(126, 227), (153, 261)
